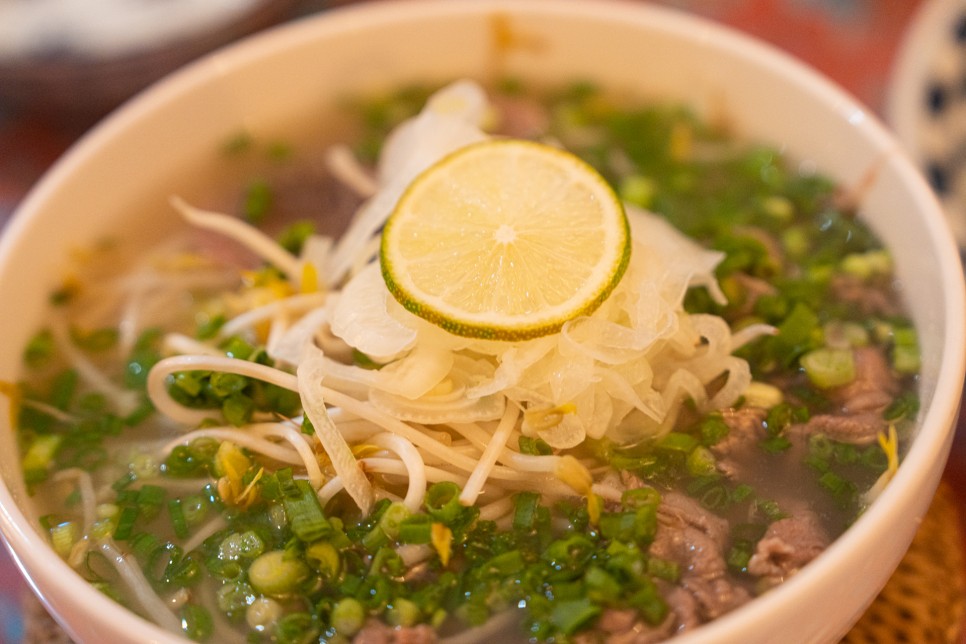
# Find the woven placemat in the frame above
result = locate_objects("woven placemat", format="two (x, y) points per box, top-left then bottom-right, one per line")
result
(843, 481), (966, 643)
(22, 483), (966, 644)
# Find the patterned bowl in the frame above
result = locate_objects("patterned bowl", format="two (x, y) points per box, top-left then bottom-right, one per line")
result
(889, 0), (966, 246)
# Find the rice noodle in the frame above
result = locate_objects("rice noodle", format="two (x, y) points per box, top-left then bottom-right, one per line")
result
(360, 458), (467, 487)
(366, 432), (427, 511)
(171, 197), (303, 284)
(216, 292), (327, 341)
(147, 354), (298, 426)
(325, 144), (378, 197)
(459, 405), (520, 506)
(182, 515), (229, 554)
(48, 317), (142, 416)
(163, 332), (226, 357)
(161, 423), (324, 488)
(97, 539), (183, 633)
(52, 468), (97, 536)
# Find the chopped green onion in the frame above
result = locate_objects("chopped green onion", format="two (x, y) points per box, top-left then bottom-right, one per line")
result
(331, 597), (365, 636)
(484, 550), (525, 576)
(180, 494), (210, 527)
(180, 603), (214, 642)
(891, 326), (920, 374)
(386, 598), (421, 628)
(584, 566), (620, 603)
(22, 434), (63, 483)
(512, 491), (541, 532)
(800, 347), (855, 389)
(621, 487), (661, 509)
(70, 326), (119, 352)
(398, 515), (433, 544)
(619, 174), (657, 208)
(50, 521), (77, 558)
(216, 580), (255, 614)
(840, 249), (891, 279)
(277, 221), (315, 255)
(518, 435), (553, 455)
(168, 499), (189, 539)
(773, 302), (821, 366)
(24, 329), (55, 367)
(137, 484), (166, 521)
(222, 130), (254, 155)
(696, 415), (730, 446)
(50, 369), (78, 410)
(377, 502), (410, 540)
(424, 481), (463, 524)
(218, 530), (265, 561)
(220, 337), (255, 360)
(628, 579), (668, 626)
(647, 557), (680, 582)
(686, 446), (717, 477)
(209, 371), (248, 397)
(248, 550), (309, 596)
(273, 612), (319, 644)
(759, 434), (792, 453)
(112, 505), (139, 540)
(222, 393), (254, 426)
(282, 480), (331, 543)
(657, 432), (698, 453)
(305, 540), (340, 578)
(549, 598), (600, 636)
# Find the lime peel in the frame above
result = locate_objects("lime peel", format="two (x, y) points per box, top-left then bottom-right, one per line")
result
(380, 138), (632, 341)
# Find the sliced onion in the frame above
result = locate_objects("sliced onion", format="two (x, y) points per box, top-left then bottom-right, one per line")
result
(298, 345), (374, 514)
(329, 262), (417, 361)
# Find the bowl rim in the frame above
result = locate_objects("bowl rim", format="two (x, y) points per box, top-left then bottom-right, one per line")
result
(1, 1), (963, 643)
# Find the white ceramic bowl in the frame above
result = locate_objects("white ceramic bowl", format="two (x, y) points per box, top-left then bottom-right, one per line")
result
(1, 1), (963, 643)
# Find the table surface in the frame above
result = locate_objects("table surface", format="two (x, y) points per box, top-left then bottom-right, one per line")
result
(2, 1), (964, 643)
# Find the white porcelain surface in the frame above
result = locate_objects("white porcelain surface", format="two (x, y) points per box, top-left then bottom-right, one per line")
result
(0, 1), (963, 643)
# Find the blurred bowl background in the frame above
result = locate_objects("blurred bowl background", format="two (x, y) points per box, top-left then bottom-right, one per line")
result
(0, 0), (312, 119)
(888, 0), (966, 247)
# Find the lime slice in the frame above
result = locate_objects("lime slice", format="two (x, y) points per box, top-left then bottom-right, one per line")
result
(380, 139), (631, 341)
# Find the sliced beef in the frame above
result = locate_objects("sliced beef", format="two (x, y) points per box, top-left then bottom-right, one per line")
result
(747, 509), (829, 584)
(656, 492), (729, 549)
(353, 620), (437, 644)
(650, 493), (751, 621)
(731, 272), (778, 316)
(662, 585), (700, 632)
(587, 608), (675, 644)
(681, 576), (750, 620)
(712, 407), (768, 479)
(829, 273), (902, 317)
(619, 468), (648, 495)
(596, 608), (638, 634)
(829, 345), (899, 414)
(795, 411), (884, 445)
(715, 407), (768, 454)
(578, 588), (695, 644)
(794, 346), (899, 445)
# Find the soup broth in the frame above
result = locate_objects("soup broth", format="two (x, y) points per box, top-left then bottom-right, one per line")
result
(11, 80), (919, 643)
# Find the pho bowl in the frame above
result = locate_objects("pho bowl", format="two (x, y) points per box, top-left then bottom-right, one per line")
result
(0, 1), (963, 643)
